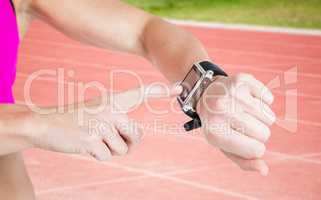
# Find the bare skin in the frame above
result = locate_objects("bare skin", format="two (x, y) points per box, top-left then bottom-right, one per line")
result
(0, 1), (37, 199)
(0, 0), (275, 199)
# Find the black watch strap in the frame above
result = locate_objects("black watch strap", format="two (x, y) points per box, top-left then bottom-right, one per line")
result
(199, 61), (228, 77)
(184, 112), (202, 131)
(184, 61), (228, 132)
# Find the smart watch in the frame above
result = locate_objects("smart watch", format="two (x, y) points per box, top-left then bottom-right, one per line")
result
(177, 60), (228, 131)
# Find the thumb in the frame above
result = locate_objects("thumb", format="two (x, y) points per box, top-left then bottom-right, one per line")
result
(113, 84), (182, 112)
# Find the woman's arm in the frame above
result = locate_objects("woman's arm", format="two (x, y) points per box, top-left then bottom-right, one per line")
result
(28, 0), (208, 82)
(0, 86), (178, 157)
(0, 98), (133, 158)
(0, 99), (134, 158)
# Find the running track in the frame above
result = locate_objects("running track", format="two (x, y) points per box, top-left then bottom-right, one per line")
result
(14, 20), (321, 200)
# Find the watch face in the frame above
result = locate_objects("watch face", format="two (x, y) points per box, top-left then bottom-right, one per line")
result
(178, 61), (226, 131)
(180, 65), (203, 102)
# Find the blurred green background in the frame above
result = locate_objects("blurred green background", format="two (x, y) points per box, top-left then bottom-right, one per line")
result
(124, 0), (321, 29)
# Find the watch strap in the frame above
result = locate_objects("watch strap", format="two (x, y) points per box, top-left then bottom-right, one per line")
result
(184, 107), (202, 131)
(184, 113), (202, 131)
(199, 61), (228, 77)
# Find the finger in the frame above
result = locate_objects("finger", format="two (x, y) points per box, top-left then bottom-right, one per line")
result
(230, 112), (271, 143)
(102, 123), (128, 156)
(242, 97), (276, 126)
(205, 126), (266, 159)
(238, 73), (274, 105)
(114, 117), (143, 153)
(86, 138), (112, 161)
(144, 83), (183, 98)
(114, 84), (182, 111)
(222, 150), (269, 176)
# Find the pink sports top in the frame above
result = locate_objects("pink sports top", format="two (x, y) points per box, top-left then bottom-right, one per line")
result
(0, 0), (19, 103)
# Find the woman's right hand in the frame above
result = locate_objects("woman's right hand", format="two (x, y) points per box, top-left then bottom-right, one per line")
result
(29, 102), (139, 161)
(25, 84), (181, 161)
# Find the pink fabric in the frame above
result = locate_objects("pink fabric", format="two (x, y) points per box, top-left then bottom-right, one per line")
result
(0, 0), (19, 103)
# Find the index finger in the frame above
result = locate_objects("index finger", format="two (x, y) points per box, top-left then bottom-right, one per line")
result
(113, 84), (182, 111)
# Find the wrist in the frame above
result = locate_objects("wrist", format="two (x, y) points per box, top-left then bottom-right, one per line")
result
(0, 109), (37, 147)
(177, 60), (228, 131)
(15, 110), (44, 147)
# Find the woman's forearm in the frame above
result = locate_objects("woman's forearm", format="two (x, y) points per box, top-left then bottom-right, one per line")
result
(142, 18), (210, 82)
(28, 0), (210, 83)
(0, 100), (100, 156)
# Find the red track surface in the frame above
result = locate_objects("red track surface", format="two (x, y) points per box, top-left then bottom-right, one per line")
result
(15, 20), (321, 200)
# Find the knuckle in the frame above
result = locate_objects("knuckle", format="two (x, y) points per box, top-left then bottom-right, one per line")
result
(104, 131), (129, 156)
(74, 146), (87, 155)
(235, 73), (251, 82)
(105, 128), (118, 141)
(261, 126), (271, 142)
(97, 155), (111, 162)
(85, 136), (100, 147)
(92, 149), (111, 162)
(245, 98), (259, 111)
(234, 73), (255, 88)
(117, 143), (129, 155)
(214, 98), (230, 112)
(253, 144), (266, 158)
(260, 105), (276, 125)
(245, 143), (266, 159)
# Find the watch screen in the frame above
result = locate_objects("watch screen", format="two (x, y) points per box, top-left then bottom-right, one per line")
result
(180, 65), (203, 102)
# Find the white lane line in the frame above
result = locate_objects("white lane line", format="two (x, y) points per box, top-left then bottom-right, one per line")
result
(280, 118), (321, 128)
(20, 53), (321, 81)
(36, 163), (257, 200)
(28, 22), (321, 47)
(207, 47), (321, 63)
(36, 156), (235, 196)
(17, 71), (321, 101)
(107, 166), (258, 200)
(190, 34), (321, 49)
(22, 38), (321, 63)
(36, 175), (148, 195)
(169, 19), (321, 37)
(19, 54), (161, 76)
(34, 138), (321, 196)
(19, 53), (321, 80)
(16, 56), (321, 88)
(141, 132), (321, 166)
(222, 63), (321, 79)
(297, 152), (321, 159)
(268, 151), (321, 165)
(36, 165), (213, 196)
(177, 134), (321, 165)
(62, 155), (260, 200)
(273, 91), (321, 101)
